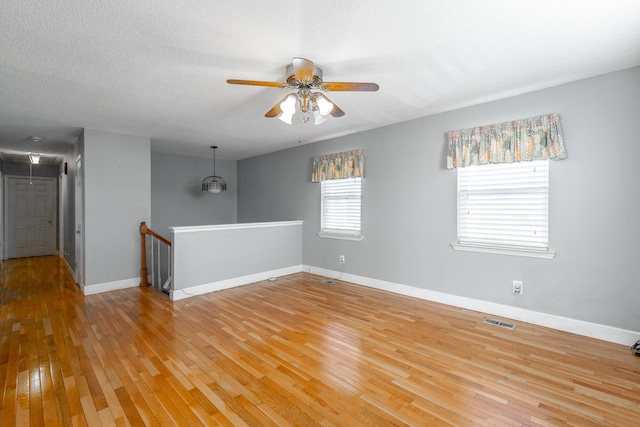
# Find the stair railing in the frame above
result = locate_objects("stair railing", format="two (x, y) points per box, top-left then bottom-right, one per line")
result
(140, 222), (172, 292)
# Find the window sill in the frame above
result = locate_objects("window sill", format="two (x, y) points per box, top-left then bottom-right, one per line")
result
(450, 243), (556, 259)
(318, 233), (364, 242)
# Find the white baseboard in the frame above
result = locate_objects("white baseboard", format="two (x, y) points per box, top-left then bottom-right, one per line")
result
(83, 277), (140, 296)
(171, 265), (304, 301)
(306, 265), (640, 346)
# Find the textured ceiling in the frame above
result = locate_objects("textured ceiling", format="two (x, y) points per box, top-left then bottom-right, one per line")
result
(1, 0), (639, 160)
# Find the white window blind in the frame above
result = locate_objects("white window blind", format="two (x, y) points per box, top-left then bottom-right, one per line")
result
(321, 178), (361, 236)
(457, 160), (549, 251)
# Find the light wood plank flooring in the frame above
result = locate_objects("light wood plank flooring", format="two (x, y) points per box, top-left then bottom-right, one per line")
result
(1, 256), (639, 426)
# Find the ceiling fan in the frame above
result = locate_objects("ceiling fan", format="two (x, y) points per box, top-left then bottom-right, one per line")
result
(227, 57), (379, 124)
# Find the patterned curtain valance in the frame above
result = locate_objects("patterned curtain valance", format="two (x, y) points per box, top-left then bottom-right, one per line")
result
(312, 149), (364, 182)
(447, 113), (566, 169)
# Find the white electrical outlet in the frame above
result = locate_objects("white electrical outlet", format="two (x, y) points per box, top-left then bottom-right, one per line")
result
(512, 280), (523, 294)
(339, 255), (345, 264)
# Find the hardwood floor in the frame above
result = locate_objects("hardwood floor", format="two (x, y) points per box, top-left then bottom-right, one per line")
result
(1, 256), (638, 426)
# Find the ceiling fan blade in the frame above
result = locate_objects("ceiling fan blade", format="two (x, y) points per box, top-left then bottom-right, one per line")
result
(227, 79), (286, 88)
(264, 94), (293, 117)
(330, 104), (345, 117)
(292, 57), (314, 84)
(322, 82), (379, 92)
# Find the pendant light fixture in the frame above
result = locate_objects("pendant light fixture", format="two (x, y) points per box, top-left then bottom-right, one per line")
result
(29, 153), (41, 164)
(201, 146), (227, 193)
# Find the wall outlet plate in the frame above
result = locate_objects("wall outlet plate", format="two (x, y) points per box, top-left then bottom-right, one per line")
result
(512, 280), (523, 294)
(339, 255), (345, 264)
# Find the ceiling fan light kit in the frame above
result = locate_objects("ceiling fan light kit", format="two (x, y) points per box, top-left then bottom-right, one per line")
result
(277, 89), (331, 125)
(278, 94), (297, 124)
(227, 57), (379, 125)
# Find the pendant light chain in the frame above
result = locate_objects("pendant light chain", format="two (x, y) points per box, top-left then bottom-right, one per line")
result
(213, 146), (217, 176)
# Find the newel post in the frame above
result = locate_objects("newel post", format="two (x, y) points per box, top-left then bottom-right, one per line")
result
(140, 222), (149, 286)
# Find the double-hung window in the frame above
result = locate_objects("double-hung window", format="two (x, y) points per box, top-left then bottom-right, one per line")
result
(454, 160), (554, 258)
(320, 177), (362, 240)
(447, 114), (565, 259)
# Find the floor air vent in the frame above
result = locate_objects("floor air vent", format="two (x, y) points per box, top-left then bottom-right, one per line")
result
(483, 318), (517, 330)
(319, 279), (335, 284)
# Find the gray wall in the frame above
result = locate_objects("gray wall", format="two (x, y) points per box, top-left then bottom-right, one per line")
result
(237, 66), (640, 332)
(83, 129), (151, 287)
(150, 151), (237, 239)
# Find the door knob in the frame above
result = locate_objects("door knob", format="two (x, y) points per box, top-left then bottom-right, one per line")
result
(48, 219), (53, 224)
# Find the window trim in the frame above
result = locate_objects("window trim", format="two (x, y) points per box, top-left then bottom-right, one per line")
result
(450, 242), (555, 259)
(317, 232), (364, 242)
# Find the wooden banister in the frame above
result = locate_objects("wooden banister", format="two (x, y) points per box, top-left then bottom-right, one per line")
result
(146, 228), (171, 246)
(140, 221), (172, 286)
(140, 222), (149, 285)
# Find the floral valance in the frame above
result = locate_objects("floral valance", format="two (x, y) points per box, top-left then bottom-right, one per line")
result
(312, 149), (364, 182)
(447, 113), (566, 169)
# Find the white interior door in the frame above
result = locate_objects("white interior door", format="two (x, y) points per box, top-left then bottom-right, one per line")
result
(4, 176), (57, 259)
